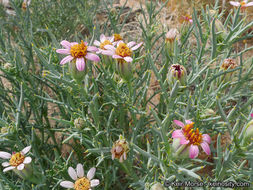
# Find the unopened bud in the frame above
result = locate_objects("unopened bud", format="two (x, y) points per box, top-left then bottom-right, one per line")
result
(150, 182), (165, 190)
(116, 61), (132, 82)
(69, 61), (87, 84)
(74, 118), (85, 129)
(168, 64), (187, 86)
(172, 138), (190, 159)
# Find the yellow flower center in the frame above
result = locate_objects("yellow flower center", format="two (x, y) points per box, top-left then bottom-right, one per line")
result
(115, 43), (132, 58)
(70, 41), (88, 59)
(74, 177), (90, 190)
(240, 1), (246, 6)
(9, 152), (25, 167)
(100, 40), (112, 50)
(182, 123), (203, 145)
(113, 34), (123, 42)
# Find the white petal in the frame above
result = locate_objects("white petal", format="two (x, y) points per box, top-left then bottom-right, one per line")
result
(2, 162), (10, 167)
(68, 167), (77, 181)
(90, 179), (100, 187)
(104, 45), (116, 51)
(229, 1), (240, 6)
(124, 56), (133, 62)
(21, 145), (31, 155)
(23, 157), (32, 164)
(94, 40), (101, 46)
(17, 163), (25, 170)
(60, 181), (74, 188)
(131, 42), (143, 51)
(0, 151), (11, 159)
(76, 163), (84, 178)
(87, 167), (96, 180)
(3, 166), (15, 172)
(127, 41), (136, 48)
(245, 2), (253, 6)
(100, 34), (106, 42)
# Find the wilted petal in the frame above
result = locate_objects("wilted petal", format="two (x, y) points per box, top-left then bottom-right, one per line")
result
(116, 146), (123, 153)
(23, 157), (32, 164)
(60, 181), (74, 188)
(76, 163), (84, 178)
(87, 167), (96, 180)
(172, 130), (184, 138)
(85, 53), (100, 62)
(76, 58), (85, 71)
(127, 41), (136, 48)
(124, 56), (133, 62)
(60, 55), (73, 65)
(17, 163), (25, 170)
(68, 167), (77, 181)
(0, 151), (11, 159)
(173, 120), (185, 127)
(123, 152), (127, 160)
(104, 45), (116, 51)
(87, 46), (99, 52)
(56, 49), (70, 55)
(94, 40), (101, 46)
(60, 40), (71, 49)
(119, 155), (124, 163)
(189, 145), (199, 159)
(112, 153), (115, 160)
(202, 134), (211, 144)
(201, 141), (211, 155)
(90, 179), (100, 187)
(2, 162), (10, 167)
(131, 42), (143, 51)
(229, 1), (240, 6)
(3, 166), (15, 172)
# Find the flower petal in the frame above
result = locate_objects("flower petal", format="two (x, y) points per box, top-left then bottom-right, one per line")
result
(127, 41), (136, 48)
(172, 130), (184, 138)
(23, 156), (32, 164)
(100, 34), (106, 42)
(101, 50), (114, 56)
(185, 120), (193, 124)
(21, 145), (31, 155)
(189, 145), (199, 159)
(245, 2), (253, 6)
(17, 163), (25, 170)
(202, 134), (211, 144)
(60, 40), (71, 49)
(251, 113), (253, 118)
(104, 45), (116, 51)
(60, 181), (74, 188)
(85, 53), (100, 62)
(76, 163), (84, 178)
(124, 56), (133, 62)
(90, 179), (100, 187)
(229, 1), (240, 6)
(60, 55), (73, 65)
(112, 153), (115, 160)
(94, 40), (101, 46)
(2, 162), (10, 167)
(68, 167), (77, 181)
(180, 137), (189, 144)
(0, 151), (11, 159)
(112, 55), (122, 59)
(173, 120), (185, 127)
(56, 49), (70, 55)
(3, 166), (15, 172)
(87, 167), (96, 180)
(131, 42), (143, 51)
(87, 46), (99, 52)
(201, 141), (211, 155)
(76, 58), (85, 71)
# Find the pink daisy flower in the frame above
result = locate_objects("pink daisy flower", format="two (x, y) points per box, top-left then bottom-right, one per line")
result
(172, 120), (211, 159)
(104, 40), (143, 63)
(230, 0), (253, 9)
(56, 40), (100, 71)
(93, 34), (116, 55)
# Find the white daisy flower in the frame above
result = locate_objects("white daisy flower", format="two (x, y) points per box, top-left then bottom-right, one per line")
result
(0, 145), (32, 172)
(60, 164), (100, 190)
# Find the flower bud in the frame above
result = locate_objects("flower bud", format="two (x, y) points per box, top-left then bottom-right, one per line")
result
(165, 28), (178, 56)
(150, 182), (165, 190)
(69, 61), (87, 84)
(219, 58), (238, 82)
(111, 135), (129, 163)
(200, 108), (216, 119)
(116, 61), (133, 82)
(172, 138), (190, 159)
(74, 118), (85, 129)
(168, 64), (187, 86)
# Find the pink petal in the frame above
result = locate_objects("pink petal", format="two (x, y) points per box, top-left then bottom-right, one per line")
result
(60, 40), (71, 49)
(71, 42), (78, 46)
(60, 181), (74, 188)
(173, 120), (185, 127)
(2, 162), (10, 167)
(94, 40), (101, 46)
(185, 120), (193, 124)
(229, 1), (240, 6)
(76, 58), (85, 71)
(21, 146), (31, 155)
(56, 49), (70, 55)
(180, 137), (190, 144)
(17, 163), (25, 170)
(131, 42), (143, 51)
(60, 55), (73, 65)
(245, 2), (253, 6)
(76, 163), (84, 178)
(124, 56), (133, 62)
(87, 167), (96, 180)
(3, 166), (15, 172)
(127, 41), (136, 48)
(68, 167), (77, 181)
(104, 45), (116, 51)
(90, 179), (100, 187)
(85, 53), (100, 62)
(0, 151), (11, 159)
(100, 34), (106, 42)
(23, 157), (32, 164)
(172, 130), (184, 138)
(202, 134), (211, 144)
(189, 145), (199, 159)
(87, 46), (98, 52)
(112, 55), (122, 59)
(251, 113), (253, 118)
(201, 141), (211, 155)
(101, 50), (114, 56)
